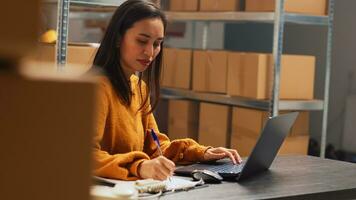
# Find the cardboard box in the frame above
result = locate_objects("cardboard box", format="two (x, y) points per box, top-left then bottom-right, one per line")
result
(0, 62), (97, 200)
(231, 107), (309, 156)
(162, 48), (192, 89)
(168, 100), (199, 140)
(289, 111), (309, 136)
(169, 0), (199, 11)
(28, 43), (98, 70)
(245, 0), (327, 16)
(193, 50), (228, 93)
(227, 52), (246, 98)
(199, 103), (231, 147)
(0, 1), (40, 59)
(227, 52), (315, 99)
(279, 136), (309, 155)
(200, 0), (242, 11)
(154, 99), (169, 134)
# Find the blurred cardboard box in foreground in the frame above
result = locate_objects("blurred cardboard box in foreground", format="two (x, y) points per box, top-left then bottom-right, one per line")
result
(0, 62), (98, 200)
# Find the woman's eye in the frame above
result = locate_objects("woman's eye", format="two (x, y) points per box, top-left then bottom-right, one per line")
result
(137, 40), (147, 45)
(153, 42), (161, 48)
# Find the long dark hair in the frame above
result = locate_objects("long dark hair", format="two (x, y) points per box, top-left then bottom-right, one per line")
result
(93, 0), (167, 114)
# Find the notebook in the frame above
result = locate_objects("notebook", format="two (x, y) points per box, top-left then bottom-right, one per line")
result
(175, 112), (299, 182)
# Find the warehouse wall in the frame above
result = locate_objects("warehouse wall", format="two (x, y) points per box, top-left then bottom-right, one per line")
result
(165, 21), (225, 49)
(330, 0), (356, 152)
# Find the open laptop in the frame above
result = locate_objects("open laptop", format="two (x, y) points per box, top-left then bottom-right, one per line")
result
(175, 112), (299, 182)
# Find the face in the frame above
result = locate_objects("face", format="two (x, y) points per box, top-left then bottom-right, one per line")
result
(119, 17), (164, 78)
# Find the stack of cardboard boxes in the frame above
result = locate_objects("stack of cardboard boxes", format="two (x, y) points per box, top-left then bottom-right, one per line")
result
(167, 0), (328, 15)
(163, 47), (315, 156)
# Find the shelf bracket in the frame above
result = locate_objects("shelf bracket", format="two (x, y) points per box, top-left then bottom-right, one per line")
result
(202, 22), (211, 50)
(270, 0), (285, 117)
(56, 0), (70, 68)
(320, 0), (335, 159)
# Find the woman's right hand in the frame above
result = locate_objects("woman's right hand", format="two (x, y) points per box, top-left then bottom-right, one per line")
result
(138, 156), (176, 180)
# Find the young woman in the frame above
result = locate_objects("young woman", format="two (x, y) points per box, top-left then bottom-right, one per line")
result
(92, 0), (241, 181)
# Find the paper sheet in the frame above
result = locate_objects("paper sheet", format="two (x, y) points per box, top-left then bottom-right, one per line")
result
(93, 176), (203, 192)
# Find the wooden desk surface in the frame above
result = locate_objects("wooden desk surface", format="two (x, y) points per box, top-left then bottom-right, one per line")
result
(162, 155), (356, 200)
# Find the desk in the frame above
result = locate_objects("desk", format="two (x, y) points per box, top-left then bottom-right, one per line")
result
(162, 155), (356, 200)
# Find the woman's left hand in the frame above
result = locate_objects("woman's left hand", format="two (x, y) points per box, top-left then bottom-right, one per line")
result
(203, 147), (242, 165)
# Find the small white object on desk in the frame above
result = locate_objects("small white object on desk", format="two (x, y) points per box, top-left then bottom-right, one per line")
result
(164, 177), (204, 191)
(91, 182), (138, 200)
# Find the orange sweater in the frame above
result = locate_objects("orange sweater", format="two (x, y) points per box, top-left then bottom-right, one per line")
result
(93, 75), (209, 180)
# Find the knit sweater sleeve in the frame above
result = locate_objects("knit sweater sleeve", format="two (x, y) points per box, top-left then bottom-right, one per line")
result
(143, 112), (210, 165)
(141, 90), (210, 164)
(92, 79), (149, 180)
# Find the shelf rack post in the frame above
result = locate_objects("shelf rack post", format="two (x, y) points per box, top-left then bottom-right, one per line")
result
(320, 0), (335, 158)
(270, 0), (286, 118)
(56, 0), (70, 68)
(191, 21), (197, 49)
(202, 22), (211, 50)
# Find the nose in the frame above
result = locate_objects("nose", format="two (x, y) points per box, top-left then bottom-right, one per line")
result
(143, 44), (154, 58)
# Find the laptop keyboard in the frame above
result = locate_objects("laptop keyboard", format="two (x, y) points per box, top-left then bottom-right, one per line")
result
(207, 163), (244, 174)
(175, 160), (245, 177)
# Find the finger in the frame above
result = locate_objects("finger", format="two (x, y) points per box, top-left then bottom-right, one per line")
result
(230, 149), (242, 164)
(161, 162), (175, 177)
(210, 147), (236, 164)
(159, 156), (176, 171)
(153, 163), (171, 180)
(235, 150), (243, 163)
(155, 170), (169, 181)
(156, 161), (172, 176)
(157, 157), (175, 176)
(224, 151), (237, 165)
(163, 157), (176, 169)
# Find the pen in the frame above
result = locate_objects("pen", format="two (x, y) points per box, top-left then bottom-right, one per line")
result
(151, 129), (163, 156)
(150, 129), (172, 181)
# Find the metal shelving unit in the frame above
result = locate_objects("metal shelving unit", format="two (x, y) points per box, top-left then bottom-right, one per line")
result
(161, 88), (324, 111)
(54, 0), (335, 158)
(162, 0), (335, 158)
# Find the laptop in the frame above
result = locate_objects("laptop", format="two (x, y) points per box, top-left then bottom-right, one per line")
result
(174, 112), (299, 182)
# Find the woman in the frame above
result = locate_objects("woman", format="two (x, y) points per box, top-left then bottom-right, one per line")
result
(92, 0), (241, 181)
